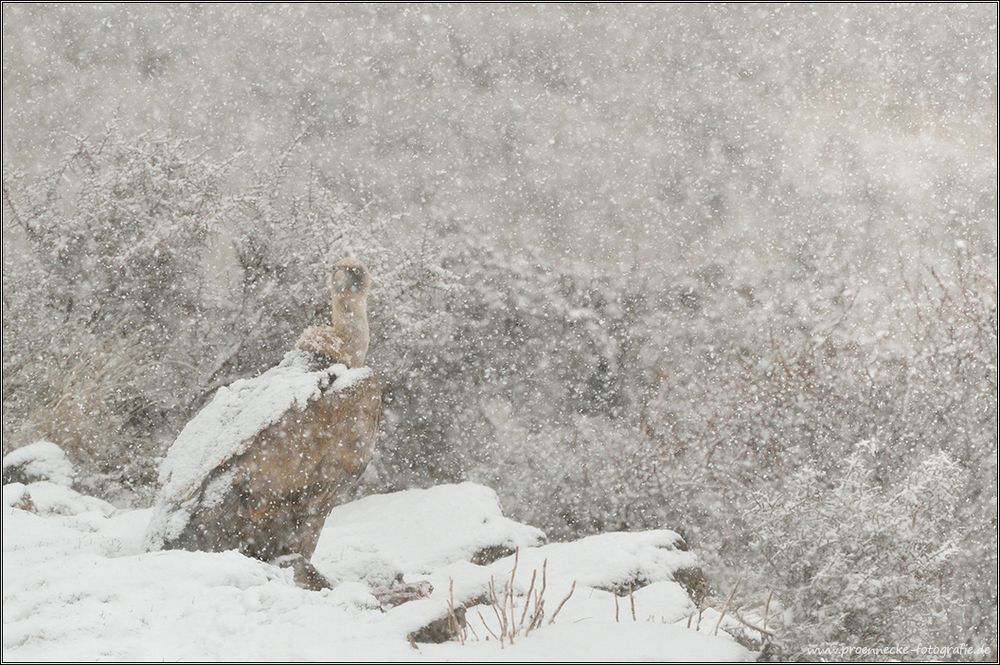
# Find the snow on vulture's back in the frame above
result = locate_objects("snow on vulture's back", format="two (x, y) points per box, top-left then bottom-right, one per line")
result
(144, 349), (376, 556)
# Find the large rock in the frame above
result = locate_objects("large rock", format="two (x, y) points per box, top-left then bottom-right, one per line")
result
(145, 351), (381, 564)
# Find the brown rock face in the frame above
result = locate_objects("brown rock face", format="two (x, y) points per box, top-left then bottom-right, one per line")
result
(162, 372), (381, 562)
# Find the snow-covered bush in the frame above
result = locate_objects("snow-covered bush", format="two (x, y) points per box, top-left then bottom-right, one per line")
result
(743, 444), (965, 658)
(1, 129), (454, 501)
(1, 440), (75, 487)
(2, 133), (237, 496)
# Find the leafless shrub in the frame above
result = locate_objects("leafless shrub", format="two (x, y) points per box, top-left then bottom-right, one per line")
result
(455, 552), (575, 647)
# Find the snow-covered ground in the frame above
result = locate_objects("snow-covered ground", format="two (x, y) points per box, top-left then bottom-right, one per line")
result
(3, 468), (753, 661)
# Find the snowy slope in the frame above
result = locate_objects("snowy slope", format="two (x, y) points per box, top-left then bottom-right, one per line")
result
(144, 350), (371, 549)
(2, 480), (753, 661)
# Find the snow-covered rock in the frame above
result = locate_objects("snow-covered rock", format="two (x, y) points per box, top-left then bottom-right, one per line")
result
(381, 524), (705, 648)
(488, 529), (699, 593)
(314, 482), (546, 577)
(2, 440), (75, 487)
(3, 481), (115, 518)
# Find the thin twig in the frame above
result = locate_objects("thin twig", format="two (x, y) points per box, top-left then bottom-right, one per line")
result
(466, 618), (480, 642)
(478, 610), (500, 642)
(488, 577), (505, 646)
(447, 578), (464, 645)
(518, 569), (537, 630)
(548, 581), (576, 625)
(538, 560), (547, 606)
(713, 577), (742, 637)
(526, 599), (545, 635)
(732, 609), (776, 638)
(762, 589), (773, 632)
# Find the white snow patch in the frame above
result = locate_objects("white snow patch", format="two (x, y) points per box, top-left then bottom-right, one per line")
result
(421, 621), (749, 662)
(2, 440), (75, 486)
(4, 480), (115, 518)
(490, 529), (699, 592)
(314, 482), (546, 576)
